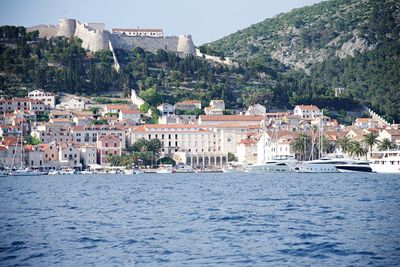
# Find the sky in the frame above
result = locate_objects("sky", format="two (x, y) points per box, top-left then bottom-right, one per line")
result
(0, 0), (323, 45)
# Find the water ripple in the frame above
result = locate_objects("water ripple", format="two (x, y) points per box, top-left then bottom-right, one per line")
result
(0, 173), (399, 266)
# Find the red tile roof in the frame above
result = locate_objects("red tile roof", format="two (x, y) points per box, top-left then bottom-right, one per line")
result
(295, 105), (320, 111)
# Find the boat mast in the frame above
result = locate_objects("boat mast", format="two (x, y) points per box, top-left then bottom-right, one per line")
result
(319, 110), (324, 159)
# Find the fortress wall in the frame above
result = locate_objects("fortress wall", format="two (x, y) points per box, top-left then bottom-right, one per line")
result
(110, 35), (180, 53)
(74, 21), (109, 51)
(26, 18), (196, 55)
(27, 25), (58, 38)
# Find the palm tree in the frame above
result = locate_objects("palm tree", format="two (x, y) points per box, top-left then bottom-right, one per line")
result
(292, 133), (311, 161)
(348, 140), (367, 159)
(377, 138), (395, 151)
(336, 136), (351, 154)
(363, 132), (380, 153)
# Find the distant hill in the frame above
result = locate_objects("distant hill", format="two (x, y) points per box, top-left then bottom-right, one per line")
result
(206, 0), (400, 121)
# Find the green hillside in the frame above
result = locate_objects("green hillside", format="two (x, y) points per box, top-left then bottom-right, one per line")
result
(206, 0), (400, 121)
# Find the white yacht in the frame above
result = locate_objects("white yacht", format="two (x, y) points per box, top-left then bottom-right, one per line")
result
(294, 158), (339, 173)
(369, 150), (400, 173)
(294, 155), (372, 173)
(245, 156), (298, 173)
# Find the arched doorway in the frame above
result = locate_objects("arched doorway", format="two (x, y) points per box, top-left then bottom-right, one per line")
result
(222, 156), (227, 166)
(204, 156), (209, 166)
(210, 156), (215, 166)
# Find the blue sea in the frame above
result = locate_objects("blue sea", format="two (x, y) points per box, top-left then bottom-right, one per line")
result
(0, 173), (399, 266)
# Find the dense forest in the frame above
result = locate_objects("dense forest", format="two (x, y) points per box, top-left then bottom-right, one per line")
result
(1, 0), (399, 122)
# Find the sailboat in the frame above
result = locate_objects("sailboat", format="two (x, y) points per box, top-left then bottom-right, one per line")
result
(8, 128), (46, 176)
(294, 111), (339, 173)
(245, 125), (298, 173)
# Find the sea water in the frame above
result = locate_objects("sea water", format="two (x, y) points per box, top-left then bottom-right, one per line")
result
(0, 173), (399, 266)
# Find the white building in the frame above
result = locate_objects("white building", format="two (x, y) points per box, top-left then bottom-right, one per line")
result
(158, 114), (197, 125)
(246, 104), (266, 115)
(71, 125), (126, 149)
(256, 130), (298, 163)
(118, 109), (141, 124)
(57, 96), (86, 110)
(28, 89), (55, 108)
(378, 129), (400, 146)
(354, 118), (380, 129)
(204, 100), (225, 115)
(79, 144), (97, 167)
(102, 104), (132, 116)
(58, 142), (82, 170)
(131, 89), (145, 108)
(112, 28), (163, 37)
(237, 138), (258, 164)
(130, 124), (228, 167)
(293, 105), (321, 120)
(157, 103), (175, 115)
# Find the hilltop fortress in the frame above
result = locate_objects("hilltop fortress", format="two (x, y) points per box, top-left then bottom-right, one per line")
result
(27, 18), (196, 55)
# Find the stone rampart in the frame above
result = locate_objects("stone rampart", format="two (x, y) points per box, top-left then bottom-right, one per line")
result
(111, 35), (180, 53)
(27, 24), (58, 38)
(27, 18), (196, 55)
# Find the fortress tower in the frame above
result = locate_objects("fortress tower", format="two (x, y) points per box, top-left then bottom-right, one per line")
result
(57, 18), (76, 38)
(177, 35), (196, 55)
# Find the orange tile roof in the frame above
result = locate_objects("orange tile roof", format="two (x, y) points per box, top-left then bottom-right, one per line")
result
(295, 105), (320, 111)
(105, 104), (131, 110)
(239, 139), (257, 145)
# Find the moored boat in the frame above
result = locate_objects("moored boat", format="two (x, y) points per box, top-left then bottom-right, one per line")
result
(369, 150), (400, 173)
(245, 156), (297, 173)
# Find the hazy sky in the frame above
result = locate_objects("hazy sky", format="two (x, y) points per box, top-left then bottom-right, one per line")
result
(0, 0), (323, 45)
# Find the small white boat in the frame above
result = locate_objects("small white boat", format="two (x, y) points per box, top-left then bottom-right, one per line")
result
(78, 170), (93, 174)
(369, 150), (400, 173)
(48, 170), (60, 175)
(60, 168), (75, 175)
(0, 170), (8, 177)
(155, 166), (174, 173)
(9, 168), (47, 176)
(222, 163), (243, 173)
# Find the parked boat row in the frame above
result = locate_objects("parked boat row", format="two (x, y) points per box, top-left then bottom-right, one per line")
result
(222, 153), (395, 173)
